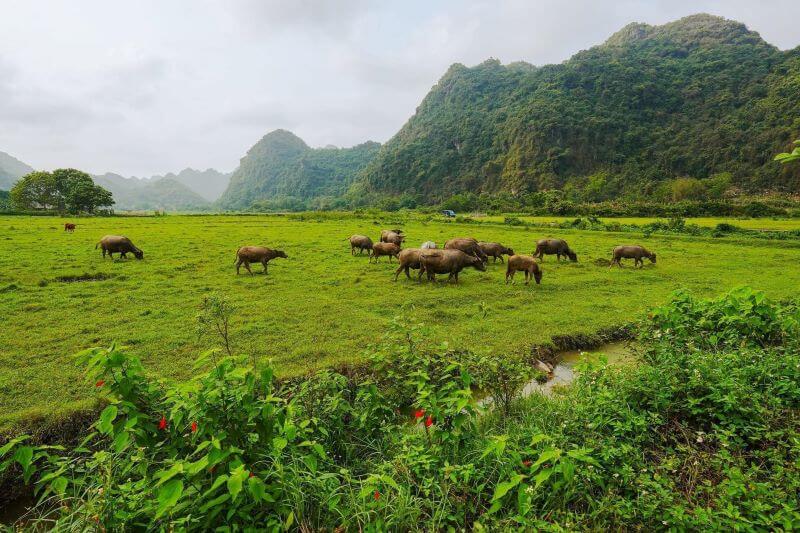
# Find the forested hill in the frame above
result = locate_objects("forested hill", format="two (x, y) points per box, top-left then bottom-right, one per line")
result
(218, 129), (380, 210)
(359, 14), (800, 200)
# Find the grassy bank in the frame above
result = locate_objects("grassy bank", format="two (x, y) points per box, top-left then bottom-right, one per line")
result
(3, 214), (800, 433)
(2, 288), (798, 530)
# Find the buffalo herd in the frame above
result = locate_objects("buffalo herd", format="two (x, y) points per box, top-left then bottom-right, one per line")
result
(348, 230), (657, 284)
(80, 223), (656, 282)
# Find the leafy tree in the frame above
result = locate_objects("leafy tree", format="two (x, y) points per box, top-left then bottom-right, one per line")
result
(10, 168), (114, 213)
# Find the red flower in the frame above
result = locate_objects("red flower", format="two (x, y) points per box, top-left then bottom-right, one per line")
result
(249, 471), (255, 478)
(425, 415), (433, 428)
(158, 415), (168, 430)
(373, 490), (380, 500)
(414, 409), (425, 420)
(95, 380), (105, 388)
(522, 459), (532, 467)
(190, 421), (198, 433)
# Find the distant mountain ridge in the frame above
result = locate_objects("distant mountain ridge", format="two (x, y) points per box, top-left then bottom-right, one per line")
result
(0, 151), (34, 190)
(93, 173), (211, 211)
(151, 168), (232, 202)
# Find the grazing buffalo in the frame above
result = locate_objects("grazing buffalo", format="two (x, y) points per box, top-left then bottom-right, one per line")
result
(420, 241), (437, 249)
(370, 242), (400, 263)
(478, 242), (515, 263)
(444, 237), (488, 263)
(611, 245), (656, 268)
(418, 249), (486, 283)
(393, 248), (422, 281)
(96, 235), (143, 260)
(348, 235), (373, 255)
(533, 238), (577, 262)
(235, 246), (288, 275)
(64, 223), (76, 232)
(506, 255), (542, 285)
(380, 230), (404, 246)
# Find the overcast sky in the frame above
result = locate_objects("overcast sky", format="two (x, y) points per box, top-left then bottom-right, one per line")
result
(0, 0), (797, 177)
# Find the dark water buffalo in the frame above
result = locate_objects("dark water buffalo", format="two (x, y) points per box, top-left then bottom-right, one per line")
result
(444, 237), (488, 263)
(370, 242), (400, 263)
(380, 230), (405, 246)
(611, 245), (656, 268)
(348, 235), (373, 255)
(393, 248), (422, 281)
(96, 235), (143, 260)
(478, 242), (515, 263)
(533, 238), (577, 262)
(64, 223), (76, 232)
(506, 255), (542, 285)
(418, 249), (486, 283)
(235, 246), (288, 275)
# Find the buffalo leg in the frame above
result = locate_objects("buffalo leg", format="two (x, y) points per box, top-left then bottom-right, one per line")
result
(393, 265), (403, 281)
(262, 260), (269, 274)
(236, 260), (242, 275)
(243, 261), (253, 275)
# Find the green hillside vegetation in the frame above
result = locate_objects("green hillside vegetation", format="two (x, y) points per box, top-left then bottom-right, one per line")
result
(359, 14), (800, 203)
(218, 129), (380, 210)
(93, 173), (210, 211)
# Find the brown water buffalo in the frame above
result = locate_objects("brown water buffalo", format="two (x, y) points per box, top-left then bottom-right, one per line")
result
(418, 249), (486, 283)
(533, 238), (577, 262)
(393, 248), (422, 281)
(506, 255), (542, 285)
(64, 223), (76, 232)
(370, 242), (400, 263)
(96, 235), (143, 260)
(611, 245), (656, 268)
(380, 230), (405, 246)
(235, 246), (288, 275)
(444, 237), (488, 263)
(348, 235), (373, 255)
(478, 242), (515, 263)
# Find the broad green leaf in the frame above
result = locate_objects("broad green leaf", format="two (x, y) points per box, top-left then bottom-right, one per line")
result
(199, 493), (230, 512)
(155, 463), (184, 487)
(156, 479), (183, 519)
(98, 405), (118, 435)
(491, 474), (524, 502)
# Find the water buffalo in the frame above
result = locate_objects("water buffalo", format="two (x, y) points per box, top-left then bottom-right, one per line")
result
(533, 238), (577, 262)
(418, 249), (486, 283)
(64, 223), (76, 232)
(611, 245), (656, 268)
(420, 241), (437, 249)
(380, 230), (405, 245)
(393, 248), (422, 281)
(235, 246), (288, 275)
(478, 242), (515, 263)
(96, 235), (143, 260)
(370, 242), (400, 263)
(506, 255), (542, 285)
(444, 237), (488, 263)
(348, 235), (373, 255)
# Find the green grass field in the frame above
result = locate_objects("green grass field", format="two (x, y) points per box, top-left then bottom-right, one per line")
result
(3, 214), (800, 432)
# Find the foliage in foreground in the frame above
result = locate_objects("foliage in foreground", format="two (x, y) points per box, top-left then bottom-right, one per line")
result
(2, 288), (800, 530)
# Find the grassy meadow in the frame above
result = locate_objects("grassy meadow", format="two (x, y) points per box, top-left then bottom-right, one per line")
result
(3, 213), (800, 432)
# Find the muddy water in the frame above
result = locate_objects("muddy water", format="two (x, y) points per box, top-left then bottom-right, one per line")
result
(521, 341), (637, 397)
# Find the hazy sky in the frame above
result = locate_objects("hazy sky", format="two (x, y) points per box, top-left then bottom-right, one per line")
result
(1, 0), (797, 177)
